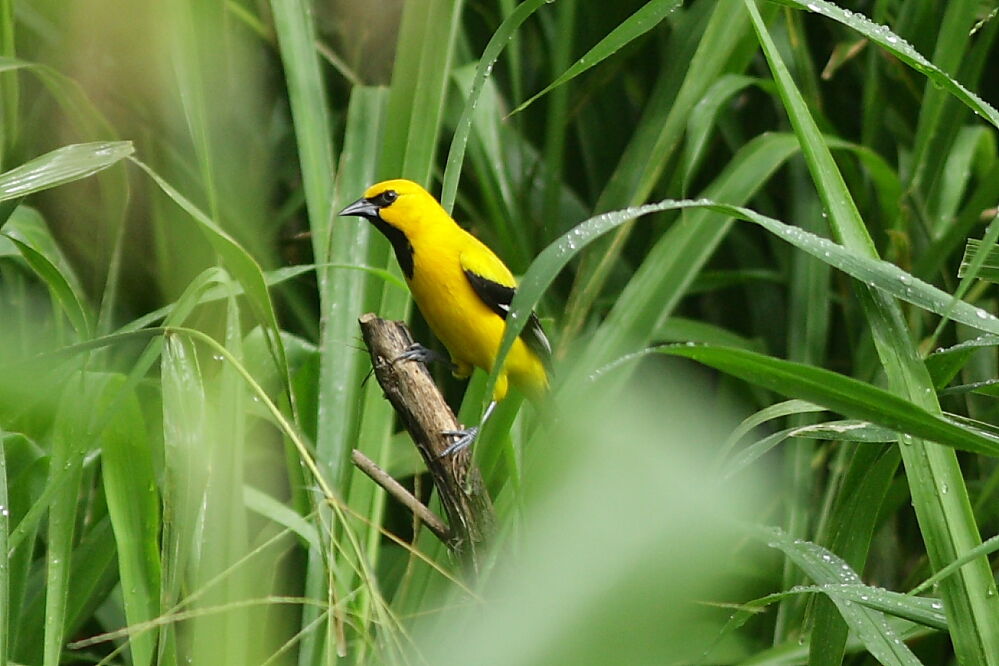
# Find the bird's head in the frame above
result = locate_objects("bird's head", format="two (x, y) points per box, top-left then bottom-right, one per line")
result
(338, 179), (441, 237)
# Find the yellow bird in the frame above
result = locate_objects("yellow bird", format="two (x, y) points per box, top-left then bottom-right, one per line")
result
(339, 179), (551, 453)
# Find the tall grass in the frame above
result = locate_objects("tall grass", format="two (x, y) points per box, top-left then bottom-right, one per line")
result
(1, 0), (998, 664)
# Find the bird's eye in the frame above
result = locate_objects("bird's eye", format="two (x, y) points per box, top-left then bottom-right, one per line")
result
(372, 189), (398, 207)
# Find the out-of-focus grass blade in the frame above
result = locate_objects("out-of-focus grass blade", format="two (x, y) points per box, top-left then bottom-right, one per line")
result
(0, 435), (8, 666)
(99, 374), (160, 666)
(131, 158), (289, 385)
(754, 526), (923, 665)
(0, 142), (132, 201)
(119, 263), (402, 335)
(269, 0), (334, 254)
(906, 0), (977, 198)
(378, 0), (462, 184)
(440, 0), (551, 213)
(777, 0), (999, 132)
(662, 344), (999, 456)
(509, 0), (682, 117)
(321, 86), (386, 487)
(934, 127), (994, 234)
(160, 332), (208, 664)
(4, 237), (90, 338)
(296, 86), (388, 663)
(744, 3), (999, 663)
(0, 0), (16, 168)
(684, 75), (772, 182)
(43, 374), (88, 666)
(243, 486), (319, 552)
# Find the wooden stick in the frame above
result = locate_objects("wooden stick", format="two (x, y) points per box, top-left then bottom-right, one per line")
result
(350, 449), (451, 543)
(355, 314), (494, 566)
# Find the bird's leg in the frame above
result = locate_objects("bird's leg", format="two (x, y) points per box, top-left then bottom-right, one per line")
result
(392, 342), (456, 371)
(440, 400), (498, 457)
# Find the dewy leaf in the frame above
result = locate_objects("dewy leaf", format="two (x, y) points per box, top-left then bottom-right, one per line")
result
(493, 196), (999, 402)
(753, 526), (924, 665)
(774, 0), (999, 132)
(0, 142), (133, 201)
(662, 344), (999, 457)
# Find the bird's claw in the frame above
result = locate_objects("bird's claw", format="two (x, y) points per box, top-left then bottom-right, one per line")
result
(439, 426), (479, 457)
(392, 343), (455, 370)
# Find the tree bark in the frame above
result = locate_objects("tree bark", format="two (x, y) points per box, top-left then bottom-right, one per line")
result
(355, 313), (494, 567)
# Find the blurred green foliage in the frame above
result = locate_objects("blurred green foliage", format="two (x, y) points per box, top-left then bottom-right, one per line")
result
(0, 0), (998, 664)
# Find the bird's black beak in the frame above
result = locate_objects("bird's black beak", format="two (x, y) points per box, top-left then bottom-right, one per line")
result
(338, 197), (379, 219)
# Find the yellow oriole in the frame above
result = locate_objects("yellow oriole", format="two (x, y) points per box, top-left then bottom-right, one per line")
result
(339, 179), (551, 452)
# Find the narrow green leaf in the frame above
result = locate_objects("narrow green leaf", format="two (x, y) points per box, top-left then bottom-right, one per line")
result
(776, 0), (999, 132)
(99, 374), (160, 666)
(0, 141), (132, 201)
(131, 158), (289, 388)
(663, 343), (999, 457)
(4, 236), (91, 338)
(510, 0), (682, 116)
(0, 435), (8, 666)
(754, 526), (923, 665)
(440, 0), (551, 213)
(269, 0), (335, 253)
(744, 3), (999, 662)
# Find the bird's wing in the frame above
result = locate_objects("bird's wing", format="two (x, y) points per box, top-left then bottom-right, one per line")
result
(460, 249), (553, 373)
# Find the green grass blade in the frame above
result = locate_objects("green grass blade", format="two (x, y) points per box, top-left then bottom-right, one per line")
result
(379, 0), (463, 184)
(0, 0), (16, 168)
(563, 0), (759, 341)
(755, 526), (924, 665)
(439, 0), (550, 213)
(776, 0), (999, 132)
(131, 157), (289, 388)
(744, 4), (999, 662)
(0, 435), (8, 666)
(269, 0), (335, 253)
(663, 344), (999, 456)
(99, 375), (161, 666)
(0, 141), (132, 201)
(509, 0), (682, 117)
(43, 373), (88, 666)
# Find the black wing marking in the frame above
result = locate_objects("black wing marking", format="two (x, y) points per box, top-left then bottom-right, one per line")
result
(463, 269), (553, 374)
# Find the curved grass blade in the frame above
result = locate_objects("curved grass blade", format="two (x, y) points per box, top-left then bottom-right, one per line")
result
(0, 141), (132, 201)
(490, 194), (999, 406)
(662, 343), (999, 457)
(752, 526), (923, 665)
(775, 0), (999, 131)
(725, 421), (897, 478)
(440, 0), (551, 213)
(718, 399), (824, 462)
(130, 157), (289, 388)
(4, 236), (91, 338)
(743, 3), (999, 662)
(509, 0), (683, 117)
(269, 0), (334, 251)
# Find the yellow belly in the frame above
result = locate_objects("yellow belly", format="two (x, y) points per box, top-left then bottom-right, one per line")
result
(408, 259), (545, 401)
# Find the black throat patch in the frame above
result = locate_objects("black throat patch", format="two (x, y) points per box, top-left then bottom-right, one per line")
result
(370, 215), (414, 279)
